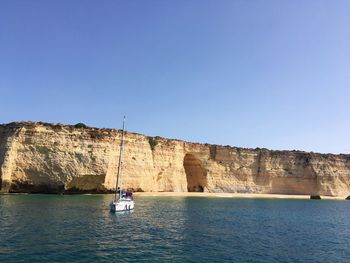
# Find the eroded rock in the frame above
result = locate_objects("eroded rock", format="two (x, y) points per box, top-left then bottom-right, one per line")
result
(0, 121), (350, 195)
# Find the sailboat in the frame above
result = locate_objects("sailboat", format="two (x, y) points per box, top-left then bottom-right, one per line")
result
(110, 116), (135, 212)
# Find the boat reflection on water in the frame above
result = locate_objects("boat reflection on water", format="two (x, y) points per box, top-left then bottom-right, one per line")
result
(110, 209), (134, 216)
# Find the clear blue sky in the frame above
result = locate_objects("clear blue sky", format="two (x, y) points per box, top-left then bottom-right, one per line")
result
(1, 0), (349, 154)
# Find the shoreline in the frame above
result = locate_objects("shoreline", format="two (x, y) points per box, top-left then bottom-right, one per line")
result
(134, 192), (348, 200)
(1, 192), (348, 200)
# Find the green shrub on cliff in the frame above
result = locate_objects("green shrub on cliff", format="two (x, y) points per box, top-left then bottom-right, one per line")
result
(148, 136), (158, 151)
(74, 123), (87, 129)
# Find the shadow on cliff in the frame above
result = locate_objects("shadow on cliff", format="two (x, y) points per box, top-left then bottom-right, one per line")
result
(8, 179), (115, 194)
(184, 153), (207, 192)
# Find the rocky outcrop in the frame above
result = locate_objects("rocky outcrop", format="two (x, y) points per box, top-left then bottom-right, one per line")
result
(0, 122), (349, 196)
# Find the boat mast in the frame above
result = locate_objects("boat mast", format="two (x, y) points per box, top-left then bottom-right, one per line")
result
(115, 116), (126, 200)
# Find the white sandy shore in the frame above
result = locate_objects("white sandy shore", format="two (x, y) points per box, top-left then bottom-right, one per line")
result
(134, 192), (348, 200)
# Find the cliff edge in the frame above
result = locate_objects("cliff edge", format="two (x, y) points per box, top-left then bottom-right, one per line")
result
(1, 122), (349, 196)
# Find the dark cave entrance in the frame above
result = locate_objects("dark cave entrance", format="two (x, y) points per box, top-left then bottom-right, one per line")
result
(183, 154), (207, 192)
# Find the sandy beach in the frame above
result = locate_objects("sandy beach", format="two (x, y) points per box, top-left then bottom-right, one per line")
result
(134, 192), (348, 200)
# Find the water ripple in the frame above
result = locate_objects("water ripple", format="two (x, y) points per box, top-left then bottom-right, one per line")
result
(0, 195), (349, 262)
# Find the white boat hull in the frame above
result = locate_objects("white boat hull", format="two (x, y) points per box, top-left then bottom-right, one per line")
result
(110, 199), (135, 212)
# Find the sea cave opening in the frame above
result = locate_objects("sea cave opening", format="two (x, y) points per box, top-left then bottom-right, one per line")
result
(183, 153), (207, 192)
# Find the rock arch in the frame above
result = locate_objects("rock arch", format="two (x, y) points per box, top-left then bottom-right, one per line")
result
(183, 153), (207, 192)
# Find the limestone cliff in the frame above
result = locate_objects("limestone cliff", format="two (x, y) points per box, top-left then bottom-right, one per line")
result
(0, 122), (349, 196)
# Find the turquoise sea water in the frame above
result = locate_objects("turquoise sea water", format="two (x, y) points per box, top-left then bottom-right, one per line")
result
(0, 194), (349, 263)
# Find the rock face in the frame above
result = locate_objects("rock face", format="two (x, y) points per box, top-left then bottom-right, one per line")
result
(0, 122), (349, 196)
